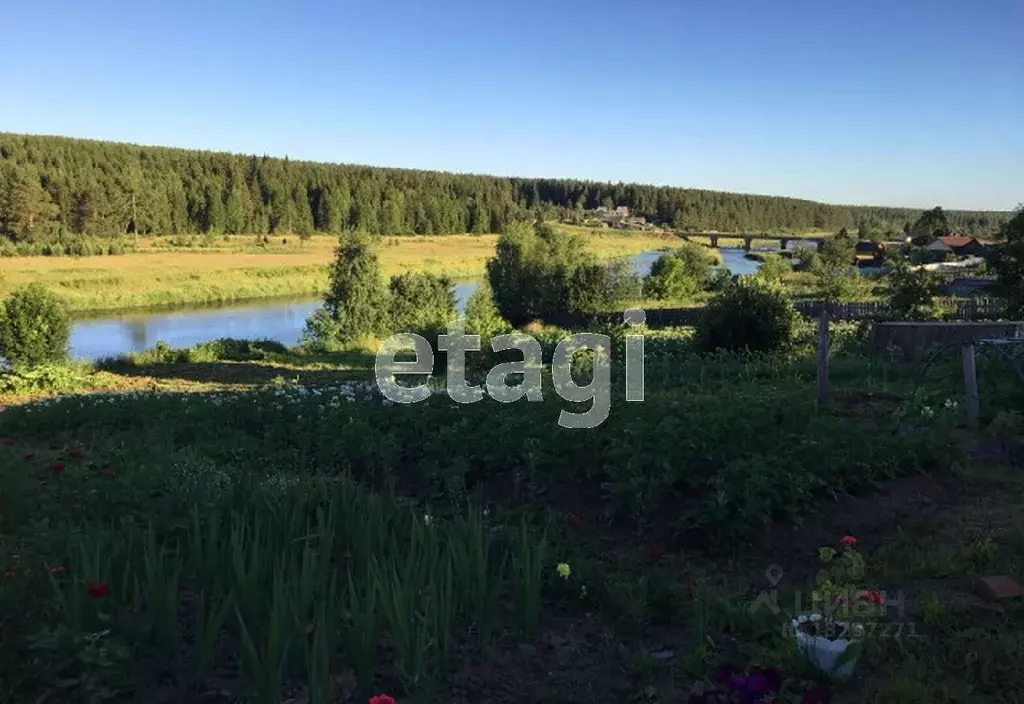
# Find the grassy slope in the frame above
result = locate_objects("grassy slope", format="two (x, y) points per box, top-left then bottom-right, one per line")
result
(0, 227), (675, 314)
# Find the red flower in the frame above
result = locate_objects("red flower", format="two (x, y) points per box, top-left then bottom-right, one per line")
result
(49, 566), (68, 576)
(565, 513), (581, 529)
(858, 590), (885, 605)
(48, 462), (66, 473)
(369, 695), (396, 704)
(84, 580), (110, 599)
(840, 535), (858, 547)
(98, 470), (117, 479)
(801, 683), (832, 703)
(69, 449), (87, 459)
(1, 570), (16, 579)
(22, 453), (35, 461)
(647, 545), (663, 560)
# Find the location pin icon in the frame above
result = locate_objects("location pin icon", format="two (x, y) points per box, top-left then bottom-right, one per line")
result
(765, 564), (783, 586)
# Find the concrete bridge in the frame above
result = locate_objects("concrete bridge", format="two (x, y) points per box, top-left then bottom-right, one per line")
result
(676, 231), (826, 251)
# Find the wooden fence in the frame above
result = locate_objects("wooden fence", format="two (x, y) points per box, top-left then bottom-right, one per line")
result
(547, 297), (1009, 330)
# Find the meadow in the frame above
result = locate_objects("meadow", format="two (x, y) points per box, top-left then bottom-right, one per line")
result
(0, 228), (674, 314)
(1, 321), (1023, 703)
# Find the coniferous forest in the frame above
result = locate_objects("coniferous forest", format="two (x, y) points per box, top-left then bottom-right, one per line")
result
(0, 132), (1009, 245)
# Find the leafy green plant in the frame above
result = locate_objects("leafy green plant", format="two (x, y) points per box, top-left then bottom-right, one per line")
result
(510, 519), (548, 638)
(694, 277), (797, 353)
(0, 283), (70, 368)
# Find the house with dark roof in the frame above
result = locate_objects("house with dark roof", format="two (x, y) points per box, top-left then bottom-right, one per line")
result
(938, 236), (988, 257)
(855, 240), (883, 257)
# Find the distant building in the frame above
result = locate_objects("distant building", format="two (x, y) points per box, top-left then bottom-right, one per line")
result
(924, 239), (954, 255)
(938, 236), (988, 257)
(855, 240), (884, 257)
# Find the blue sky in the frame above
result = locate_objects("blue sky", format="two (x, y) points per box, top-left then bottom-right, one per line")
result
(2, 0), (1021, 210)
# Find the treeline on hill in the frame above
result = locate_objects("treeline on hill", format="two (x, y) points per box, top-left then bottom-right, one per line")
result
(0, 132), (1009, 246)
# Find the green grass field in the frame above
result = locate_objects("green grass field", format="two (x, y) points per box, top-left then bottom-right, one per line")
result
(0, 228), (675, 314)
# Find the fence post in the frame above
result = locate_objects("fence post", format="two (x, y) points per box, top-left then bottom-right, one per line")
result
(817, 307), (830, 410)
(962, 344), (979, 427)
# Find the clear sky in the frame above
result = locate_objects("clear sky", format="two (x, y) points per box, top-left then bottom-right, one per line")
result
(2, 0), (1021, 211)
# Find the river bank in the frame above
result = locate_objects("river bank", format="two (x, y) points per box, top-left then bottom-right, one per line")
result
(64, 247), (760, 361)
(0, 229), (676, 315)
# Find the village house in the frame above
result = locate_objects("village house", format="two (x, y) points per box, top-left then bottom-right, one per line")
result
(937, 235), (988, 257)
(855, 240), (884, 258)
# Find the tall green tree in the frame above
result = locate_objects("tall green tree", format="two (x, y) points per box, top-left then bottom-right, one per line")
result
(318, 232), (387, 342)
(0, 164), (58, 241)
(909, 206), (951, 244)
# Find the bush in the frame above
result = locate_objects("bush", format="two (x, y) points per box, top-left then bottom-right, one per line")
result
(694, 277), (797, 353)
(387, 272), (456, 334)
(885, 256), (944, 320)
(644, 244), (715, 300)
(103, 338), (289, 367)
(757, 253), (792, 282)
(566, 258), (641, 313)
(0, 284), (71, 368)
(486, 221), (597, 325)
(464, 281), (511, 342)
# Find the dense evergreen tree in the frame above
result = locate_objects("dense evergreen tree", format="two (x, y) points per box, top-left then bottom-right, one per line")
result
(0, 133), (1010, 247)
(315, 232), (388, 343)
(909, 206), (952, 244)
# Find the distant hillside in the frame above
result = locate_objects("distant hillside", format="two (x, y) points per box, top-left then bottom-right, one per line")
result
(0, 133), (1010, 244)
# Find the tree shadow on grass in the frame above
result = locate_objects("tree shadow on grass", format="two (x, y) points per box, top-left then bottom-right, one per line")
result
(96, 349), (379, 388)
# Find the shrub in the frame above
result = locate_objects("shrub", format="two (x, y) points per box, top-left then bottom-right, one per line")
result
(0, 284), (71, 368)
(644, 244), (715, 300)
(885, 256), (944, 320)
(387, 272), (457, 334)
(486, 221), (597, 324)
(301, 307), (342, 351)
(757, 253), (792, 282)
(694, 277), (797, 353)
(566, 258), (640, 313)
(464, 281), (511, 342)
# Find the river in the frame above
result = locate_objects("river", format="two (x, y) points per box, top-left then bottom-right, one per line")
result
(69, 248), (762, 360)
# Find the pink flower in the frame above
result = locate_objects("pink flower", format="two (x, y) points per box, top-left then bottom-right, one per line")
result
(369, 695), (396, 704)
(840, 535), (858, 547)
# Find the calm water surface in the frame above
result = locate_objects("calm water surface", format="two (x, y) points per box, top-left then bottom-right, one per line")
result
(69, 248), (762, 360)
